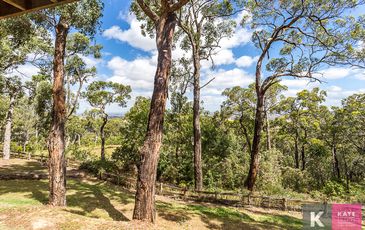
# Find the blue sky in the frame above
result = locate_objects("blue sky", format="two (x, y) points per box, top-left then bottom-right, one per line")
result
(15, 1), (365, 115)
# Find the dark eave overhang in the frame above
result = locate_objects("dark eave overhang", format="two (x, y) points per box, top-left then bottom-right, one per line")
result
(0, 0), (78, 19)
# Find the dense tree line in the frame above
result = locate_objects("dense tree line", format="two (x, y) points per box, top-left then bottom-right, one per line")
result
(1, 0), (364, 225)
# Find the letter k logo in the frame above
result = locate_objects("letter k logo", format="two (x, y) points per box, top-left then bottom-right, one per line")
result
(311, 211), (324, 227)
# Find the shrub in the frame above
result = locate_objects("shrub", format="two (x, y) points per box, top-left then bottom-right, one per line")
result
(111, 145), (138, 172)
(67, 145), (91, 161)
(282, 167), (310, 193)
(256, 149), (283, 193)
(321, 181), (346, 198)
(79, 159), (116, 176)
(10, 142), (23, 153)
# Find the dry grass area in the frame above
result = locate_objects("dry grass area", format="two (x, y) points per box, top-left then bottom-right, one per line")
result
(0, 159), (47, 175)
(0, 159), (303, 230)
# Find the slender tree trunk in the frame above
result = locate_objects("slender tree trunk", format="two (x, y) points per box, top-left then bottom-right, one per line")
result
(192, 50), (203, 191)
(343, 156), (350, 193)
(23, 130), (29, 153)
(47, 20), (69, 207)
(100, 115), (108, 161)
(2, 95), (16, 160)
(245, 93), (265, 191)
(332, 144), (340, 180)
(66, 74), (71, 109)
(301, 144), (305, 170)
(294, 132), (300, 169)
(240, 116), (252, 153)
(301, 130), (307, 171)
(133, 12), (177, 223)
(77, 134), (81, 146)
(265, 110), (271, 151)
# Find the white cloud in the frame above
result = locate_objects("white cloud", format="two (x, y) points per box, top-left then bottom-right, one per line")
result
(196, 68), (253, 111)
(327, 85), (342, 92)
(220, 11), (252, 50)
(316, 67), (352, 80)
(80, 55), (104, 68)
(354, 72), (365, 80)
(203, 68), (254, 94)
(201, 11), (253, 69)
(7, 64), (39, 79)
(235, 55), (258, 68)
(201, 95), (225, 111)
(103, 16), (156, 52)
(106, 55), (156, 91)
(325, 87), (365, 106)
(281, 79), (320, 88)
(201, 49), (235, 69)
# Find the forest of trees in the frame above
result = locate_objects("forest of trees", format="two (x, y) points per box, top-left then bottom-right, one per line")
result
(1, 0), (365, 224)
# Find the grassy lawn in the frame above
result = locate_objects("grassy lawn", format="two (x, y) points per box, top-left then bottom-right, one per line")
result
(0, 179), (302, 229)
(0, 159), (303, 229)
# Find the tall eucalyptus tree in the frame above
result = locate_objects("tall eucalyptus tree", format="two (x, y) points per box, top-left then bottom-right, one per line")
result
(32, 0), (103, 206)
(131, 0), (189, 222)
(243, 0), (364, 191)
(177, 0), (237, 191)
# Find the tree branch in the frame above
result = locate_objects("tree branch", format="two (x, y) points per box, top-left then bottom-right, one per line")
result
(169, 0), (190, 12)
(137, 0), (159, 22)
(200, 77), (215, 90)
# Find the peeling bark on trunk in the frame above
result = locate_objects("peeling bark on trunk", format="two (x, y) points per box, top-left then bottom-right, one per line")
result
(100, 114), (108, 161)
(245, 93), (264, 191)
(133, 12), (177, 223)
(193, 50), (203, 191)
(2, 95), (15, 160)
(48, 20), (69, 207)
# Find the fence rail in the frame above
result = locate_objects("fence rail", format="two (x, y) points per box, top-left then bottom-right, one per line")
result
(6, 155), (364, 213)
(94, 174), (327, 212)
(154, 182), (325, 211)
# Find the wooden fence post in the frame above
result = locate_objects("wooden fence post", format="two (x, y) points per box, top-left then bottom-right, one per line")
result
(183, 187), (188, 200)
(282, 198), (287, 211)
(160, 182), (163, 195)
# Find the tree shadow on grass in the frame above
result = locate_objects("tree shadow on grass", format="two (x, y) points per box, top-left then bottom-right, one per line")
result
(66, 180), (130, 221)
(156, 201), (258, 229)
(0, 178), (132, 222)
(156, 201), (302, 230)
(156, 202), (193, 223)
(244, 209), (302, 229)
(0, 179), (49, 204)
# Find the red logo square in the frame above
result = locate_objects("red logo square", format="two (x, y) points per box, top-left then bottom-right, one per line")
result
(332, 204), (362, 230)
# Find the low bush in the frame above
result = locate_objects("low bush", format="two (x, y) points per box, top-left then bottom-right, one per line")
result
(79, 159), (116, 176)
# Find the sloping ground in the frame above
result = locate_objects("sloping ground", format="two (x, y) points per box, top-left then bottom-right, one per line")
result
(0, 159), (85, 180)
(0, 159), (302, 229)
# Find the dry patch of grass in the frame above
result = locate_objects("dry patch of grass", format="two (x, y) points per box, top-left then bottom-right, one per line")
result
(0, 159), (47, 175)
